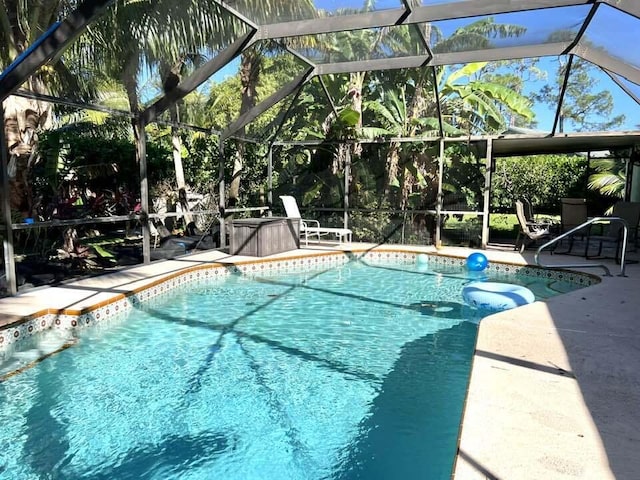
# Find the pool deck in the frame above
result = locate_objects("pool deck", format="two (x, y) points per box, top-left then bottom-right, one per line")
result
(1, 243), (639, 479)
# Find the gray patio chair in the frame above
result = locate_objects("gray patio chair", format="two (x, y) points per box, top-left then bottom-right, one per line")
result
(522, 197), (535, 223)
(521, 197), (554, 226)
(558, 197), (588, 254)
(514, 200), (552, 253)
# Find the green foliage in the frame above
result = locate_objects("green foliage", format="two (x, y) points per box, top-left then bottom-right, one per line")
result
(324, 106), (361, 140)
(272, 145), (345, 210)
(443, 144), (485, 210)
(182, 136), (219, 189)
(588, 158), (626, 199)
(349, 209), (396, 243)
(221, 141), (270, 206)
(438, 62), (534, 134)
(489, 214), (519, 236)
(207, 77), (243, 131)
(491, 154), (589, 212)
(206, 50), (308, 139)
(145, 123), (216, 190)
(35, 122), (171, 213)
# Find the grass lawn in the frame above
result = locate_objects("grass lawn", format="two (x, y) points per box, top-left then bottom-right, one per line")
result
(442, 213), (560, 244)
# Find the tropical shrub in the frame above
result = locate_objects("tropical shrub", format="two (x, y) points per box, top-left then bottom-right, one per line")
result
(491, 154), (589, 213)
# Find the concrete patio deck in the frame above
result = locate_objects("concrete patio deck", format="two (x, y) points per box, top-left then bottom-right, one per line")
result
(1, 243), (638, 479)
(447, 246), (640, 480)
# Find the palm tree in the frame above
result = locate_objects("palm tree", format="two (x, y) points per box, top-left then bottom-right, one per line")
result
(158, 55), (210, 224)
(0, 0), (85, 216)
(79, 1), (242, 136)
(360, 64), (533, 210)
(3, 1), (246, 215)
(227, 0), (317, 207)
(362, 18), (534, 208)
(588, 157), (627, 203)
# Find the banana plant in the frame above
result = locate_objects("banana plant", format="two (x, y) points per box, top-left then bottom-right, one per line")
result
(363, 86), (441, 207)
(437, 62), (534, 135)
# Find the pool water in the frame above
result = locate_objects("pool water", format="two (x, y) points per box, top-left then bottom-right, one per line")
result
(0, 261), (582, 479)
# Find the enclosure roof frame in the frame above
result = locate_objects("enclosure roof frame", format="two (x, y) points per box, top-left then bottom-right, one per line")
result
(1, 0), (640, 140)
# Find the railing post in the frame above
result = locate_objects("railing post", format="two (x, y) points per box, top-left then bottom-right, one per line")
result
(481, 138), (492, 249)
(534, 216), (631, 277)
(435, 139), (445, 247)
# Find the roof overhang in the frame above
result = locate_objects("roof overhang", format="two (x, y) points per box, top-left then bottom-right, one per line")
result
(492, 131), (640, 157)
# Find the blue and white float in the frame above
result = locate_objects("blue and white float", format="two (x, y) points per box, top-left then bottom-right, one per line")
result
(462, 282), (535, 312)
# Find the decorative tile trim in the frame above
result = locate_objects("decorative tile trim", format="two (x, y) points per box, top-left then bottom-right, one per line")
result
(0, 250), (598, 351)
(419, 252), (600, 287)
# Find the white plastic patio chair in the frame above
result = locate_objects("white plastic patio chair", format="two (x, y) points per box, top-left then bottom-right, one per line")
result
(280, 195), (352, 246)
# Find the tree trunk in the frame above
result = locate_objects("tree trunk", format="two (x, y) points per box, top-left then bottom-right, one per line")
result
(384, 141), (401, 202)
(397, 72), (428, 209)
(169, 105), (192, 224)
(348, 72), (365, 159)
(122, 52), (141, 151)
(3, 78), (52, 217)
(229, 50), (261, 207)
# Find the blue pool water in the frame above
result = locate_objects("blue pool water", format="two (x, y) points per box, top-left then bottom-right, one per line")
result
(0, 261), (582, 479)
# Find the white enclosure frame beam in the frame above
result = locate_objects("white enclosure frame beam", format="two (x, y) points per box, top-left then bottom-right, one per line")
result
(575, 46), (640, 85)
(604, 0), (640, 20)
(315, 43), (570, 76)
(253, 1), (590, 40)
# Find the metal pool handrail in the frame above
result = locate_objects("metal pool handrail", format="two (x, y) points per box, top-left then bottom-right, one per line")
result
(534, 216), (630, 277)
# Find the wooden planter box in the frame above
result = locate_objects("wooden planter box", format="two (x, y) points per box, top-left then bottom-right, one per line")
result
(230, 217), (300, 257)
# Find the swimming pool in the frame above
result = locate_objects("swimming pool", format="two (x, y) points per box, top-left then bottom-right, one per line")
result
(0, 254), (589, 479)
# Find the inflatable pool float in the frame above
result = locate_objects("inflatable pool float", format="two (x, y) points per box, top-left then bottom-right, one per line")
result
(462, 282), (535, 312)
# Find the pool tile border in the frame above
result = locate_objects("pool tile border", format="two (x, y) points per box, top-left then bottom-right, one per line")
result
(0, 250), (599, 350)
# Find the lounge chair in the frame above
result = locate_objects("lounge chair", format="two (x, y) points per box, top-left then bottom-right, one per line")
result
(148, 219), (215, 260)
(514, 200), (552, 253)
(280, 195), (352, 245)
(584, 201), (640, 263)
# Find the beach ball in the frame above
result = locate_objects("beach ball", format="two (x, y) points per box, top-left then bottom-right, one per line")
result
(466, 252), (488, 272)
